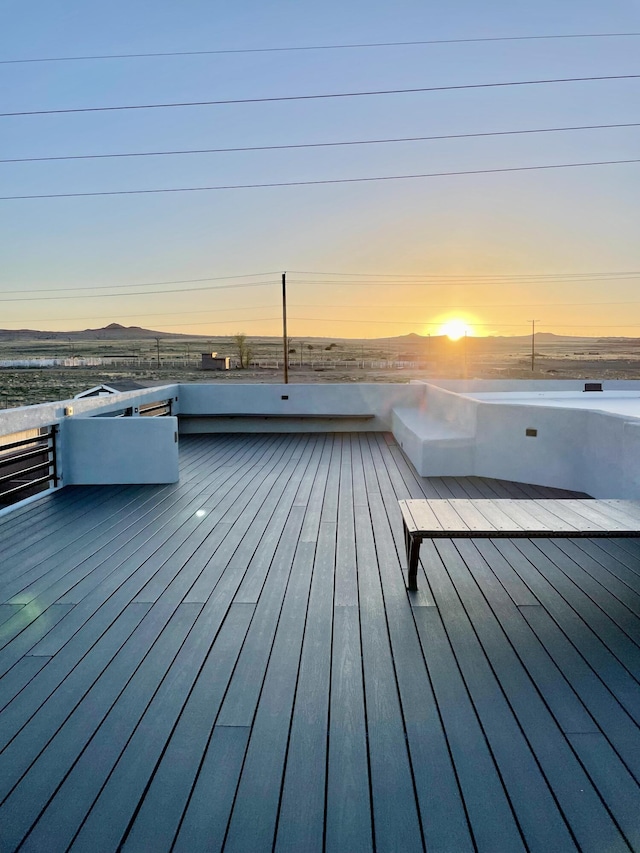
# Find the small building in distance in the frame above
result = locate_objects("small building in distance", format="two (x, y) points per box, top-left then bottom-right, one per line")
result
(201, 352), (230, 370)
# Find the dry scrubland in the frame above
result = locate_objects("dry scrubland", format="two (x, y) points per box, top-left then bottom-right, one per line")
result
(2, 333), (640, 408)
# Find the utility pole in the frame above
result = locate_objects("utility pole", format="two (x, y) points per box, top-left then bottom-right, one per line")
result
(155, 337), (161, 368)
(529, 320), (539, 372)
(463, 330), (468, 377)
(282, 271), (289, 384)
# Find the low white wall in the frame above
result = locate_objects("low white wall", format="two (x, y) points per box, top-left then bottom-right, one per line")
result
(0, 384), (179, 438)
(62, 417), (179, 484)
(473, 401), (588, 491)
(424, 378), (640, 394)
(401, 380), (640, 498)
(177, 383), (425, 432)
(392, 384), (478, 476)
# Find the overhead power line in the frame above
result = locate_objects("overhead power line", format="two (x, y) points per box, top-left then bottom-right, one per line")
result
(2, 157), (638, 201)
(0, 272), (277, 296)
(289, 274), (640, 286)
(2, 74), (638, 118)
(5, 270), (638, 298)
(290, 269), (640, 278)
(0, 280), (275, 303)
(3, 121), (638, 164)
(2, 32), (639, 64)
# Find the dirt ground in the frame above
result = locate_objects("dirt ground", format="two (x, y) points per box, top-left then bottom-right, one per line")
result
(3, 335), (640, 408)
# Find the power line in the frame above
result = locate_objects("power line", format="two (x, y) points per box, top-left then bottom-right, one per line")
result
(2, 32), (639, 64)
(290, 269), (640, 278)
(289, 275), (640, 286)
(0, 273), (276, 296)
(2, 74), (638, 118)
(3, 121), (639, 164)
(2, 158), (638, 201)
(0, 280), (276, 303)
(4, 270), (638, 301)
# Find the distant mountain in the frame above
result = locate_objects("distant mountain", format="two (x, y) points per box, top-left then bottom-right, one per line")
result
(0, 324), (196, 341)
(0, 325), (637, 345)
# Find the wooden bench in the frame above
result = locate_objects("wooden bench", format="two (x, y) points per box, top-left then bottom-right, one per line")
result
(399, 498), (640, 591)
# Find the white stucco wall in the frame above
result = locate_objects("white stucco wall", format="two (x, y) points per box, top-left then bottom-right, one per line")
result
(399, 380), (640, 498)
(177, 383), (425, 432)
(62, 417), (179, 484)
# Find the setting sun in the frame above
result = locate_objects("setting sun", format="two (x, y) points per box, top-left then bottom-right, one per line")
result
(438, 319), (473, 341)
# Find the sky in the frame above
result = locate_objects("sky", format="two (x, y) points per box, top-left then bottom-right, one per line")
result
(1, 0), (640, 339)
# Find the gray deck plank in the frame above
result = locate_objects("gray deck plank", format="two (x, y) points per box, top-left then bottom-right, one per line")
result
(0, 435), (269, 606)
(223, 545), (317, 851)
(487, 539), (640, 726)
(14, 602), (199, 852)
(216, 512), (308, 727)
(120, 602), (255, 852)
(0, 432), (637, 853)
(0, 604), (22, 626)
(172, 725), (250, 853)
(550, 538), (640, 611)
(325, 605), (373, 853)
(353, 493), (424, 853)
(454, 540), (596, 734)
(25, 436), (280, 657)
(68, 598), (242, 852)
(275, 520), (335, 853)
(368, 491), (474, 852)
(413, 604), (527, 853)
(439, 539), (627, 853)
(518, 539), (640, 680)
(334, 435), (358, 605)
(520, 604), (640, 783)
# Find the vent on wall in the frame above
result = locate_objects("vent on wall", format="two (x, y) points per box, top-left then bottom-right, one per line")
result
(584, 382), (603, 392)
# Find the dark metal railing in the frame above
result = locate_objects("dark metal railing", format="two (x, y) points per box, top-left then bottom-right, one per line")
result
(91, 399), (173, 418)
(0, 426), (58, 507)
(138, 399), (172, 417)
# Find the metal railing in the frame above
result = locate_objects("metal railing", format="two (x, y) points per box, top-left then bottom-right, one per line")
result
(0, 426), (58, 507)
(91, 399), (173, 418)
(138, 399), (172, 417)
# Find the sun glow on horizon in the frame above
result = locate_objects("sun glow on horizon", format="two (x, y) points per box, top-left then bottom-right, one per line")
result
(438, 318), (474, 341)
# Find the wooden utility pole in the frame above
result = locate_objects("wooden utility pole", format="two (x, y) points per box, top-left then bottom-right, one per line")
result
(282, 272), (289, 384)
(529, 320), (537, 371)
(155, 337), (161, 368)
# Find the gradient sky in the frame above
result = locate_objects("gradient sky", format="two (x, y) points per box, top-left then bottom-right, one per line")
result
(1, 0), (639, 339)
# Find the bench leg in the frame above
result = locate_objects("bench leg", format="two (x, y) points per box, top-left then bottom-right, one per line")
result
(406, 533), (421, 591)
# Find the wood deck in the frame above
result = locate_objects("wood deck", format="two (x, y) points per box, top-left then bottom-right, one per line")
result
(0, 432), (639, 852)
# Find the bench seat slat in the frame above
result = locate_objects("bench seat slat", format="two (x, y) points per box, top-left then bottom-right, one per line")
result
(502, 500), (582, 533)
(402, 500), (444, 533)
(537, 500), (612, 532)
(445, 500), (500, 532)
(471, 500), (536, 532)
(593, 500), (640, 527)
(428, 500), (471, 533)
(548, 499), (640, 532)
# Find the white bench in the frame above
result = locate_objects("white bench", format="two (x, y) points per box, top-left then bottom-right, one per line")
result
(399, 498), (640, 591)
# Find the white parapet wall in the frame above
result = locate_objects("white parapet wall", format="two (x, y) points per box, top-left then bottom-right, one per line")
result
(177, 383), (425, 432)
(62, 416), (179, 484)
(398, 379), (640, 498)
(392, 383), (478, 476)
